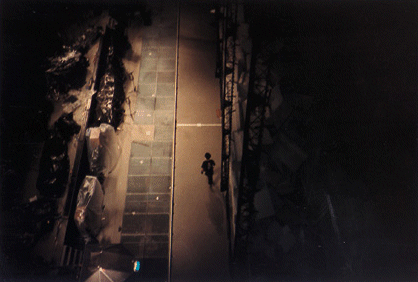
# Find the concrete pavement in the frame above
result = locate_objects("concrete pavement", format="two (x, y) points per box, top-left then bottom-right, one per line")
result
(96, 1), (230, 280)
(171, 1), (230, 281)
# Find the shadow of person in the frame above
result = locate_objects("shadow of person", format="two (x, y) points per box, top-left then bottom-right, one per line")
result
(211, 166), (221, 188)
(206, 185), (225, 235)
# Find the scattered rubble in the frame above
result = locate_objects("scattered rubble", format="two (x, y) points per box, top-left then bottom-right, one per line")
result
(36, 113), (80, 198)
(45, 47), (89, 101)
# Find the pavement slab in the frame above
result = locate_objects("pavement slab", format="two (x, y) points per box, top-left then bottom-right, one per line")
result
(118, 0), (179, 278)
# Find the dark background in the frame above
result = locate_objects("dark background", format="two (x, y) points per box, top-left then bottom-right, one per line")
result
(247, 0), (417, 244)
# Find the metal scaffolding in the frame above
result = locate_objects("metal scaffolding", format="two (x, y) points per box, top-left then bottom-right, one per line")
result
(218, 1), (238, 193)
(233, 40), (273, 276)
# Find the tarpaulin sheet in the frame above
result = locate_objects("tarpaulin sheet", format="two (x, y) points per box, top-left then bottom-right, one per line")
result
(86, 123), (121, 180)
(74, 176), (104, 240)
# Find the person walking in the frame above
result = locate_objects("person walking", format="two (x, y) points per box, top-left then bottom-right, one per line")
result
(201, 152), (215, 185)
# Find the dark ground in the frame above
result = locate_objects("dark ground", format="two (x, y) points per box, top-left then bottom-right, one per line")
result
(0, 2), (103, 279)
(245, 0), (418, 280)
(0, 1), (135, 279)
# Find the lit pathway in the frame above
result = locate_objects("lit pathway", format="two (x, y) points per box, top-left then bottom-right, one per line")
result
(171, 1), (230, 281)
(120, 0), (178, 280)
(117, 0), (230, 281)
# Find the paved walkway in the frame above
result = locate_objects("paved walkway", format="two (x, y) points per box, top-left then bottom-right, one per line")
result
(171, 1), (230, 281)
(113, 0), (178, 279)
(98, 1), (230, 280)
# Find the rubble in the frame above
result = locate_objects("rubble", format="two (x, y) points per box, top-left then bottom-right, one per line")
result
(45, 47), (89, 101)
(36, 113), (80, 198)
(86, 123), (122, 181)
(94, 67), (125, 128)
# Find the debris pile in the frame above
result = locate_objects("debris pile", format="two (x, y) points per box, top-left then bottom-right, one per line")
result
(45, 47), (89, 101)
(36, 113), (80, 198)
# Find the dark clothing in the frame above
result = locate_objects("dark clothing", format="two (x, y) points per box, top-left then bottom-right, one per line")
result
(201, 159), (215, 185)
(201, 160), (215, 174)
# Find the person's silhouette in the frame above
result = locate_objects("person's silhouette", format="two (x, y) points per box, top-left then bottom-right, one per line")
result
(201, 152), (215, 185)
